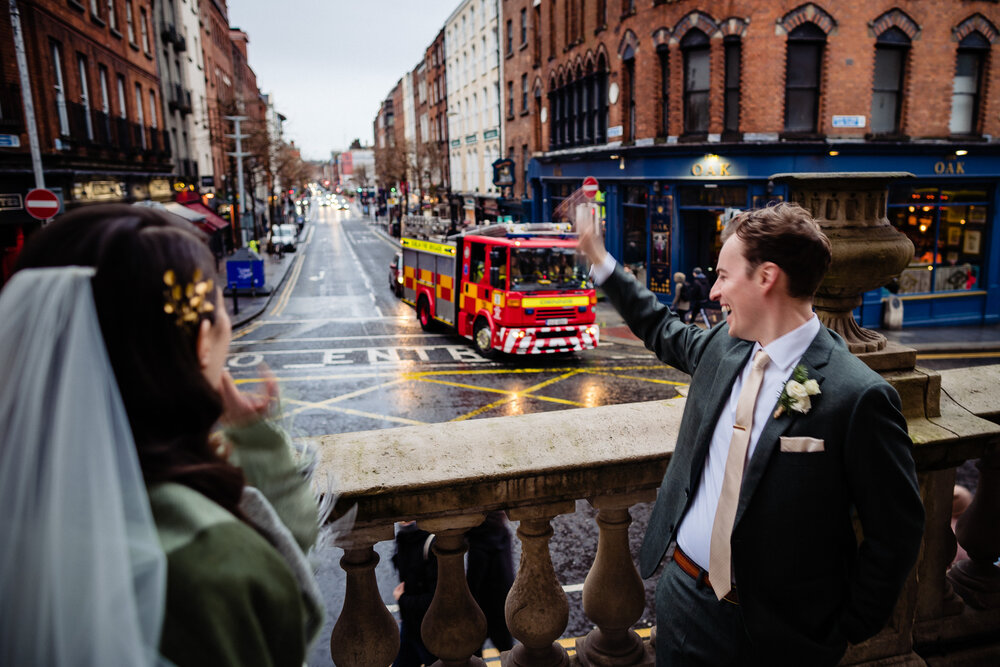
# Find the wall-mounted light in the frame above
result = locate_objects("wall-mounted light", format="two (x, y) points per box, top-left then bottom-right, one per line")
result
(955, 149), (968, 156)
(828, 150), (839, 156)
(609, 154), (619, 160)
(619, 157), (626, 170)
(704, 153), (720, 162)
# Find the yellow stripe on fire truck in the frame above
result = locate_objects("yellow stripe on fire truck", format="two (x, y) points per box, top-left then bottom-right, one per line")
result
(520, 296), (590, 307)
(401, 238), (456, 256)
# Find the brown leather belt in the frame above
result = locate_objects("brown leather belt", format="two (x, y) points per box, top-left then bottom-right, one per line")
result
(672, 546), (740, 604)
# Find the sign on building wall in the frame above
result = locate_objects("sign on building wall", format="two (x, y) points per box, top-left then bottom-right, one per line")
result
(648, 189), (673, 294)
(832, 115), (866, 128)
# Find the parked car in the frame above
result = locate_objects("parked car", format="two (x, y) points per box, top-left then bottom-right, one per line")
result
(389, 251), (403, 297)
(269, 224), (298, 252)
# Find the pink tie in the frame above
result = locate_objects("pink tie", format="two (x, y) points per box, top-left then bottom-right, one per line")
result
(708, 349), (771, 600)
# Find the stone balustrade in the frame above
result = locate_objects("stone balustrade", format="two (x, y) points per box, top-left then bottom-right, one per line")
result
(312, 361), (1000, 666)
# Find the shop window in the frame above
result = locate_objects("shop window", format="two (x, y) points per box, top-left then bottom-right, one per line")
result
(682, 30), (710, 135)
(949, 32), (989, 135)
(679, 186), (747, 207)
(784, 23), (825, 133)
(870, 28), (909, 135)
(658, 46), (669, 137)
(623, 185), (648, 275)
(723, 36), (741, 138)
(888, 186), (990, 294)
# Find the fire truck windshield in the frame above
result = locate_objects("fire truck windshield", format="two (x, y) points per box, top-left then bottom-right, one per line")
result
(510, 248), (592, 292)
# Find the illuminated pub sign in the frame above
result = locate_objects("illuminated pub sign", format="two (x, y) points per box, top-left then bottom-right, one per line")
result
(492, 157), (515, 187)
(648, 184), (674, 295)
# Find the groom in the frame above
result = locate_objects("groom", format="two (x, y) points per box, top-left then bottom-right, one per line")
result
(577, 203), (924, 666)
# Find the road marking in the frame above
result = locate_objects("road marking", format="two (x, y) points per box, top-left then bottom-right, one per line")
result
(280, 397), (426, 426)
(231, 320), (264, 341)
(271, 252), (306, 317)
(415, 376), (587, 408)
(233, 334), (452, 345)
(449, 370), (584, 422)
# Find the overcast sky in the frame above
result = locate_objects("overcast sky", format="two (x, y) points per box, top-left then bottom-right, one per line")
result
(227, 0), (462, 161)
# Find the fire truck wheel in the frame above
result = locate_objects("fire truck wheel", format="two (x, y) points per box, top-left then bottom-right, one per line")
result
(473, 317), (496, 359)
(417, 296), (435, 331)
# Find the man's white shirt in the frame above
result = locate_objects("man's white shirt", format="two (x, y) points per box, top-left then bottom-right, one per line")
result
(590, 255), (820, 574)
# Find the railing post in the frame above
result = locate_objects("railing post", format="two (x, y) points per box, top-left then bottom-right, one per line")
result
(503, 501), (576, 667)
(577, 491), (656, 667)
(420, 513), (488, 667)
(329, 524), (399, 667)
(950, 449), (1000, 609)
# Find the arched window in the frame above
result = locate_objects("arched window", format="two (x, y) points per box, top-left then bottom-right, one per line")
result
(871, 27), (910, 135)
(595, 54), (609, 143)
(681, 29), (710, 134)
(623, 45), (636, 142)
(949, 31), (990, 135)
(784, 22), (826, 133)
(723, 35), (741, 138)
(578, 66), (589, 143)
(657, 44), (669, 137)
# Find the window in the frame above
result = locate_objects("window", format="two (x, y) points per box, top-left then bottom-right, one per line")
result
(506, 19), (512, 55)
(125, 2), (135, 45)
(549, 0), (556, 58)
(148, 89), (157, 129)
(888, 185), (990, 294)
(507, 81), (514, 118)
(682, 29), (710, 134)
(521, 8), (527, 45)
(723, 36), (741, 137)
(622, 0), (634, 16)
(521, 74), (529, 112)
(52, 43), (69, 136)
(623, 47), (636, 142)
(98, 66), (110, 116)
(106, 0), (117, 31)
(139, 7), (150, 54)
(949, 32), (989, 135)
(870, 28), (909, 135)
(134, 82), (146, 149)
(597, 0), (607, 28)
(116, 75), (127, 119)
(784, 23), (825, 133)
(658, 46), (669, 136)
(77, 55), (94, 141)
(89, 0), (100, 17)
(533, 4), (542, 64)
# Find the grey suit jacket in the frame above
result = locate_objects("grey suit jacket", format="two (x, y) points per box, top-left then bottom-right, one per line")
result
(601, 266), (924, 664)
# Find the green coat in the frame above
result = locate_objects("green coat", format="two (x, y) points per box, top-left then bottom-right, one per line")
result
(601, 265), (924, 664)
(148, 420), (322, 667)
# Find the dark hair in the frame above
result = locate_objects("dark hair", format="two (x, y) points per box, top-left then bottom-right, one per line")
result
(722, 202), (832, 299)
(15, 204), (246, 517)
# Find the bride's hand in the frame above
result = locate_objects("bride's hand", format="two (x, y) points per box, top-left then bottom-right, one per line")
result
(218, 367), (278, 426)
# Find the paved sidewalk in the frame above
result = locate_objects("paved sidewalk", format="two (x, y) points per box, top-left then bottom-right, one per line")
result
(595, 298), (1000, 355)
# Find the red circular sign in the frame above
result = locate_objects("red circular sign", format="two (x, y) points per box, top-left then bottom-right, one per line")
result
(24, 188), (60, 220)
(582, 176), (599, 199)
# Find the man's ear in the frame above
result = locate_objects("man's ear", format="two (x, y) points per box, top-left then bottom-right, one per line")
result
(758, 262), (782, 293)
(196, 318), (212, 369)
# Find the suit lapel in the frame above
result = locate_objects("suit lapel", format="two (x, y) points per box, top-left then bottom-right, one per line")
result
(734, 328), (834, 528)
(688, 342), (754, 488)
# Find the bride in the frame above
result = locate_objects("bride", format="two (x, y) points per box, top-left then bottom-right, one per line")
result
(0, 205), (325, 666)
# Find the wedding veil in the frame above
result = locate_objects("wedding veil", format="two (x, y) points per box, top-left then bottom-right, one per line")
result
(0, 267), (167, 665)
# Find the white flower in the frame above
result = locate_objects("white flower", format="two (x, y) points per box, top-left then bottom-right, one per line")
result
(803, 379), (821, 396)
(785, 380), (812, 413)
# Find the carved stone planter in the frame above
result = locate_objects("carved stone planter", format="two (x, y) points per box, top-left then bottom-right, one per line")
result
(771, 172), (914, 353)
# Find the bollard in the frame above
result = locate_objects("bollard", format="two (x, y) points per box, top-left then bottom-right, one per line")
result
(230, 282), (239, 315)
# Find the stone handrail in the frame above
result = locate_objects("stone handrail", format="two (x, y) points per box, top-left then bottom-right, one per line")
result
(312, 363), (1000, 666)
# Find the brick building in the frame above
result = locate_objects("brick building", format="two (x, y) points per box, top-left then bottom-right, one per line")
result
(1, 0), (172, 285)
(426, 29), (451, 213)
(501, 0), (1000, 327)
(199, 0), (234, 195)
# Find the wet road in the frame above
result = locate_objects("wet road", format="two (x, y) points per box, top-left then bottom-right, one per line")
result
(227, 205), (683, 665)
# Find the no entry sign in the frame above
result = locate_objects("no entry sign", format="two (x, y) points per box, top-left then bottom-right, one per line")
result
(24, 188), (60, 220)
(582, 176), (599, 199)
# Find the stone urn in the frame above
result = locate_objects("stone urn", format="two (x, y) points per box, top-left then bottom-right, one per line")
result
(771, 172), (915, 354)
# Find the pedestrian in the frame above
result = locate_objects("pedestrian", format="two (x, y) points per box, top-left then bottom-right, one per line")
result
(671, 271), (691, 323)
(690, 267), (710, 326)
(392, 522), (438, 667)
(466, 510), (516, 655)
(0, 204), (325, 666)
(577, 202), (924, 666)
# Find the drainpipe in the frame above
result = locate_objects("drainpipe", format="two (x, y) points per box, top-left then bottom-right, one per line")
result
(9, 0), (45, 189)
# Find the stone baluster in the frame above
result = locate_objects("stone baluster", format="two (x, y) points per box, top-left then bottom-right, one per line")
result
(577, 492), (656, 667)
(949, 449), (1000, 609)
(503, 501), (576, 667)
(330, 524), (399, 667)
(420, 514), (488, 667)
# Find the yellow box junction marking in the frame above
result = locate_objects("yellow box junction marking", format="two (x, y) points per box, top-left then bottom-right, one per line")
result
(401, 237), (456, 256)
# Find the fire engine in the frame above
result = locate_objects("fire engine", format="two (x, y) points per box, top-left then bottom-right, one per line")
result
(400, 223), (599, 358)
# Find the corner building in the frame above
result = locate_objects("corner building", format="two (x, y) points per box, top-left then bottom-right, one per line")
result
(501, 0), (1000, 327)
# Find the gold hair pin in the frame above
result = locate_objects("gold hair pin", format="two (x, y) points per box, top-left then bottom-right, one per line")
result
(163, 269), (215, 326)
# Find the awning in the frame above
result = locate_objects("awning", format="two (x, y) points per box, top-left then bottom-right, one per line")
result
(182, 202), (229, 232)
(131, 201), (208, 240)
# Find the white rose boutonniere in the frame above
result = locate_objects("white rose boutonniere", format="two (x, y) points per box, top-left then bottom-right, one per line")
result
(774, 365), (821, 418)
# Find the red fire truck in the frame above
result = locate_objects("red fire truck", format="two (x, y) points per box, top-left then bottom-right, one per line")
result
(400, 223), (599, 357)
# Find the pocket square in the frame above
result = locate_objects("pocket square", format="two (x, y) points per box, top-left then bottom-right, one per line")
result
(780, 436), (825, 453)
